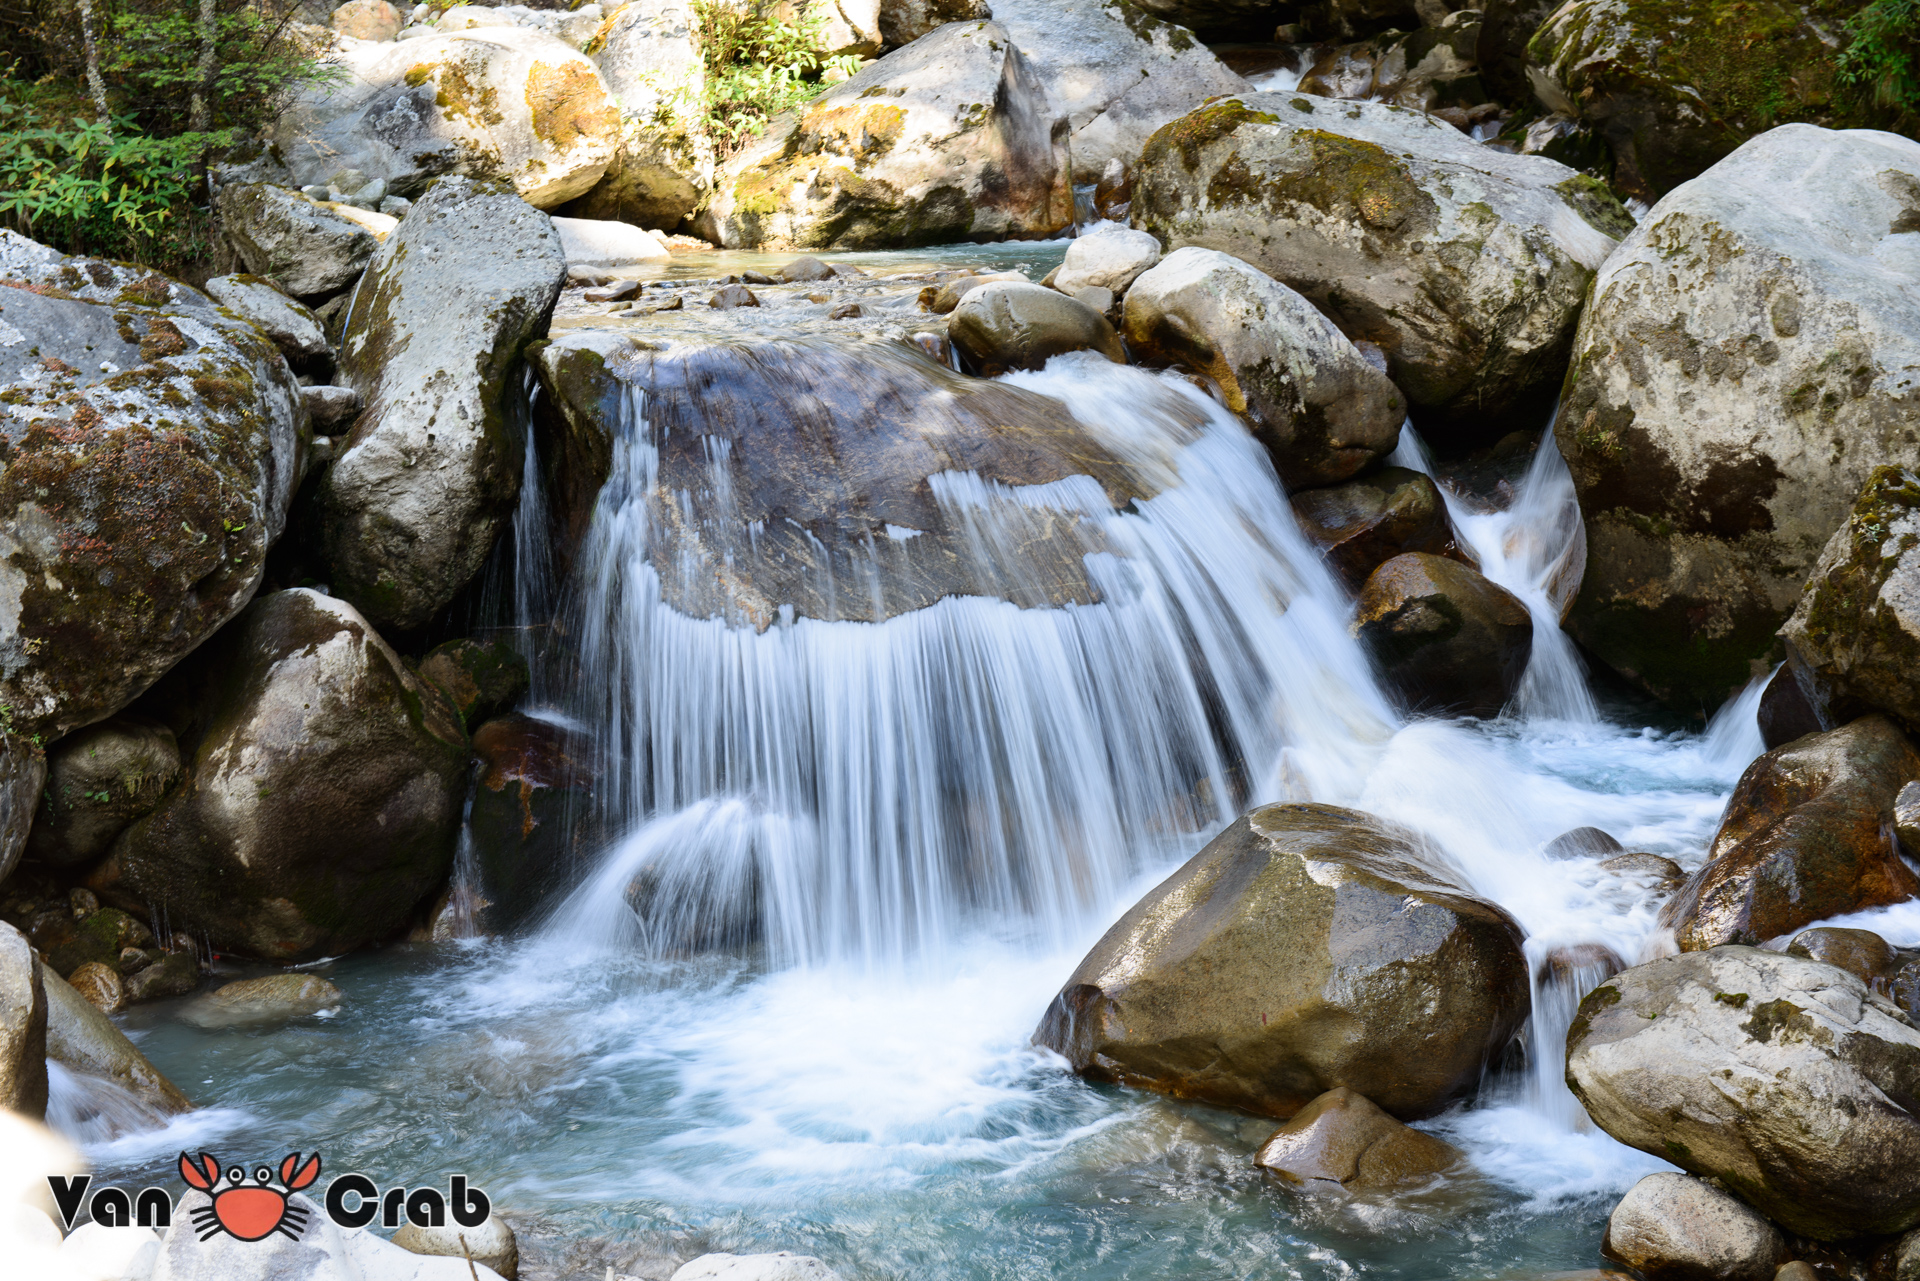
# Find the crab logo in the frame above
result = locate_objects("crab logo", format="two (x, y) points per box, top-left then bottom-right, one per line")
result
(177, 1151), (322, 1243)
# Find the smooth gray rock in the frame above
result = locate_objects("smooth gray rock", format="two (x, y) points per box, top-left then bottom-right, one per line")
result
(320, 177), (566, 631)
(949, 281), (1125, 375)
(216, 183), (381, 298)
(392, 1215), (518, 1278)
(0, 733), (42, 886)
(0, 922), (46, 1118)
(203, 273), (334, 370)
(1055, 225), (1160, 296)
(1567, 946), (1920, 1240)
(303, 384), (364, 433)
(1602, 1172), (1787, 1281)
(179, 975), (344, 1028)
(40, 962), (191, 1114)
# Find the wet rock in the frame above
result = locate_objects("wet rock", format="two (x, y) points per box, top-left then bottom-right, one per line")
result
(1758, 664), (1823, 751)
(203, 273), (334, 375)
(1783, 468), (1920, 735)
(25, 717), (182, 869)
(1123, 248), (1403, 488)
(394, 1214), (519, 1278)
(950, 282), (1125, 376)
(1900, 781), (1920, 855)
(1354, 553), (1532, 718)
(269, 29), (621, 207)
(0, 922), (47, 1118)
(1292, 468), (1452, 591)
(670, 1254), (842, 1281)
(1661, 716), (1920, 951)
(66, 960), (124, 1014)
(40, 963), (190, 1113)
(1545, 943), (1626, 985)
(1056, 226), (1160, 297)
(178, 974), (343, 1028)
(1254, 1086), (1464, 1195)
(879, 0), (990, 45)
(1133, 92), (1628, 447)
(91, 590), (468, 962)
(0, 734), (44, 886)
(1093, 156), (1133, 222)
(122, 950), (202, 1004)
(1555, 127), (1920, 714)
(1528, 0), (1865, 202)
(0, 234), (306, 742)
(779, 256), (836, 283)
(37, 906), (153, 978)
(420, 638), (530, 728)
(1599, 854), (1685, 889)
(710, 284), (759, 309)
(215, 183), (381, 299)
(1033, 802), (1529, 1119)
(321, 177), (566, 632)
(154, 1190), (509, 1280)
(1300, 14), (1488, 113)
(992, 0), (1247, 182)
(304, 384), (364, 433)
(1787, 927), (1896, 988)
(1601, 1172), (1788, 1281)
(696, 22), (1071, 249)
(1545, 826), (1623, 860)
(1566, 946), (1920, 1240)
(926, 270), (1024, 314)
(333, 0), (403, 40)
(553, 215), (670, 266)
(471, 714), (593, 928)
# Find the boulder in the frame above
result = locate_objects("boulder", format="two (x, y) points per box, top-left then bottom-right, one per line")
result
(153, 1191), (509, 1281)
(1033, 802), (1529, 1119)
(0, 922), (46, 1118)
(949, 282), (1125, 375)
(320, 177), (566, 632)
(1566, 946), (1920, 1239)
(90, 590), (469, 962)
(1758, 662), (1822, 750)
(202, 273), (335, 374)
(1528, 0), (1867, 202)
(1662, 716), (1920, 951)
(66, 960), (123, 1013)
(695, 22), (1073, 249)
(813, 0), (884, 58)
(0, 233), (306, 742)
(393, 1214), (518, 1278)
(1253, 1086), (1464, 1195)
(420, 638), (530, 728)
(566, 0), (711, 228)
(1293, 468), (1452, 591)
(1055, 225), (1160, 296)
(306, 384), (365, 433)
(123, 951), (202, 1004)
(553, 214), (670, 265)
(879, 0), (991, 45)
(178, 974), (344, 1028)
(25, 716), (182, 868)
(35, 905), (153, 978)
(1132, 92), (1630, 446)
(0, 733), (43, 885)
(991, 0), (1248, 181)
(1601, 1172), (1788, 1281)
(1554, 126), (1920, 714)
(470, 714), (593, 928)
(1787, 927), (1896, 988)
(1599, 853), (1685, 888)
(268, 28), (622, 208)
(333, 0), (403, 41)
(1121, 247), (1404, 487)
(670, 1255), (842, 1281)
(1354, 553), (1532, 717)
(1782, 468), (1920, 734)
(216, 183), (381, 298)
(40, 962), (191, 1113)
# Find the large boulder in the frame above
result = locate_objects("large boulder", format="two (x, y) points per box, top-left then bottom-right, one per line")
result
(202, 273), (336, 375)
(1781, 467), (1920, 734)
(25, 716), (182, 868)
(269, 28), (622, 208)
(90, 589), (469, 961)
(1662, 716), (1920, 951)
(1554, 125), (1920, 714)
(1566, 946), (1920, 1240)
(1528, 0), (1867, 202)
(695, 22), (1073, 250)
(1354, 553), (1533, 717)
(1121, 247), (1404, 487)
(880, 0), (991, 45)
(1292, 468), (1453, 591)
(41, 963), (191, 1113)
(1601, 1172), (1788, 1281)
(949, 282), (1125, 375)
(1132, 92), (1630, 446)
(1033, 802), (1529, 1119)
(0, 733), (43, 885)
(0, 922), (46, 1119)
(0, 232), (306, 742)
(567, 0), (712, 228)
(319, 177), (566, 632)
(992, 0), (1248, 181)
(215, 183), (382, 299)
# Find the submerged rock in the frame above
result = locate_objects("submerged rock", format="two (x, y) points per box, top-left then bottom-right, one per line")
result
(1033, 802), (1529, 1119)
(0, 233), (306, 742)
(1555, 126), (1920, 714)
(1544, 826), (1623, 860)
(697, 22), (1071, 249)
(92, 590), (468, 962)
(1254, 1087), (1464, 1195)
(1292, 468), (1453, 591)
(40, 963), (190, 1113)
(1662, 716), (1920, 951)
(26, 717), (182, 869)
(1566, 946), (1920, 1240)
(0, 922), (47, 1118)
(1132, 92), (1628, 447)
(1354, 553), (1533, 718)
(1601, 1172), (1787, 1281)
(178, 974), (344, 1028)
(949, 282), (1125, 375)
(321, 176), (566, 632)
(1123, 247), (1404, 487)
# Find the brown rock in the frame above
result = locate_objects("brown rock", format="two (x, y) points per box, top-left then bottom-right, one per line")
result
(1663, 716), (1920, 950)
(418, 637), (530, 729)
(1544, 826), (1623, 859)
(122, 951), (202, 1004)
(1599, 853), (1686, 888)
(710, 285), (759, 309)
(66, 961), (124, 1014)
(26, 717), (182, 868)
(1786, 927), (1895, 987)
(1254, 1087), (1464, 1194)
(179, 974), (344, 1028)
(331, 0), (402, 41)
(1293, 468), (1454, 591)
(1355, 553), (1533, 718)
(470, 715), (595, 928)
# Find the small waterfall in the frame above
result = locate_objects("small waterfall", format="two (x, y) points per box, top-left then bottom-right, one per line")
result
(46, 1061), (170, 1145)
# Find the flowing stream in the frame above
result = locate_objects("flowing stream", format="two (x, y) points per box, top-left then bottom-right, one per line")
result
(74, 250), (1801, 1279)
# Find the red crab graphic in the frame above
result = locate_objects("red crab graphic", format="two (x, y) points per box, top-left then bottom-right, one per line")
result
(178, 1150), (321, 1242)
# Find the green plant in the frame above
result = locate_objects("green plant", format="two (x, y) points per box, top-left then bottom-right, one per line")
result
(691, 0), (862, 154)
(1837, 0), (1920, 123)
(101, 1), (331, 138)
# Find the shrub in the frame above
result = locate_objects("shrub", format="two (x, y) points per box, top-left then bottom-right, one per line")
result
(1837, 0), (1920, 125)
(691, 0), (862, 154)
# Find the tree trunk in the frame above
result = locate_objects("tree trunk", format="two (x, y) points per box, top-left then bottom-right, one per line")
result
(189, 0), (218, 134)
(77, 0), (111, 131)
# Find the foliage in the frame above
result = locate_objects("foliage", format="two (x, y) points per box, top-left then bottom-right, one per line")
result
(690, 0), (862, 154)
(100, 1), (333, 138)
(1837, 0), (1920, 124)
